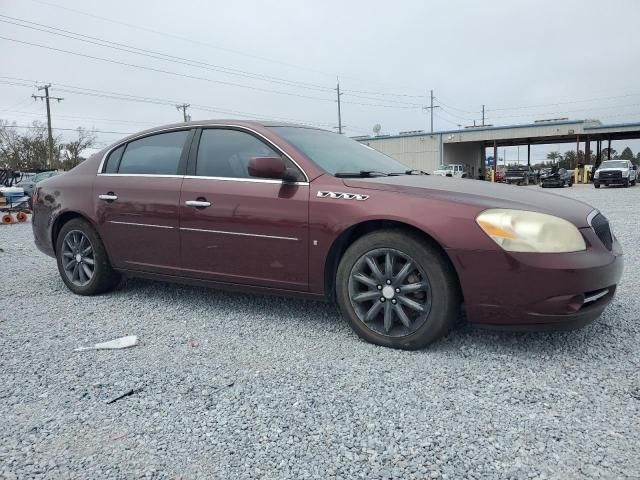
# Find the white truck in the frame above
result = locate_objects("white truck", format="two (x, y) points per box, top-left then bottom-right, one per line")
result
(432, 164), (469, 178)
(593, 160), (637, 188)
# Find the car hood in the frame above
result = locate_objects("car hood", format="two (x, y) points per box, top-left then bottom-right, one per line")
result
(342, 176), (595, 227)
(597, 168), (626, 172)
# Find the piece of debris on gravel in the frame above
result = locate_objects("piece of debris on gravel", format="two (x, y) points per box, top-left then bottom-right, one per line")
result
(1, 186), (639, 479)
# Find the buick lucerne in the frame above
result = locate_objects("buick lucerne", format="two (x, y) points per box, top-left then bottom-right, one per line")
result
(32, 121), (623, 349)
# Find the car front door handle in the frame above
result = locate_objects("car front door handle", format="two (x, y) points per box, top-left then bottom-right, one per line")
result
(98, 193), (118, 201)
(185, 200), (211, 208)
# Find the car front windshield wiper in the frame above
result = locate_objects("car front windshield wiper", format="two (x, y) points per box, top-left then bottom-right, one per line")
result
(388, 169), (430, 176)
(334, 170), (390, 178)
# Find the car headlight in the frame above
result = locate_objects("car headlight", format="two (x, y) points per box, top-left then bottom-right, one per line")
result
(623, 169), (630, 177)
(476, 209), (586, 253)
(593, 171), (599, 179)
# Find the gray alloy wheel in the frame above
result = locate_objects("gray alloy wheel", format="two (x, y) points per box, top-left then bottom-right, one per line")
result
(348, 248), (432, 337)
(335, 230), (459, 349)
(61, 230), (95, 287)
(55, 218), (121, 295)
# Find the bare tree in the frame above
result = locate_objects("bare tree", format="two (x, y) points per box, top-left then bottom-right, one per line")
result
(61, 127), (97, 169)
(0, 120), (62, 170)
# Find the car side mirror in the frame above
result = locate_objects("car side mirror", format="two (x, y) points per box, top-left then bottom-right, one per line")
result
(248, 156), (288, 180)
(633, 165), (638, 170)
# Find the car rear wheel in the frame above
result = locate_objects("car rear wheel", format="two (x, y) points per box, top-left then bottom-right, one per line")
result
(335, 230), (460, 349)
(55, 218), (120, 295)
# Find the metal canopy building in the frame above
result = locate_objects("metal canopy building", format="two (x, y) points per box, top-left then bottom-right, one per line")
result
(354, 119), (640, 178)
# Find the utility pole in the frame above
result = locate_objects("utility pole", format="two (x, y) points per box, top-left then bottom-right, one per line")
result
(32, 84), (63, 168)
(423, 90), (440, 133)
(482, 105), (485, 126)
(336, 80), (343, 134)
(176, 103), (191, 122)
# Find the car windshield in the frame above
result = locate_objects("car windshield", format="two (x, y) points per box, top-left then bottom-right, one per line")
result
(443, 165), (454, 171)
(600, 161), (628, 169)
(271, 126), (409, 176)
(33, 172), (52, 183)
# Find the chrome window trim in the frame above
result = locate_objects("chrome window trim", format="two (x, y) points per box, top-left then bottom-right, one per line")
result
(180, 227), (298, 241)
(96, 124), (310, 182)
(108, 220), (174, 229)
(97, 173), (184, 178)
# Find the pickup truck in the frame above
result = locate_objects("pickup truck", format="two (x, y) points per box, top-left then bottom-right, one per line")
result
(593, 160), (637, 188)
(504, 165), (537, 185)
(432, 164), (468, 178)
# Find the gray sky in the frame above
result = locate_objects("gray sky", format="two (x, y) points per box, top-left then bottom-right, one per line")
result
(1, 0), (639, 158)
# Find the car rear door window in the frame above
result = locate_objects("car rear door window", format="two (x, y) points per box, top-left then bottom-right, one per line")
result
(103, 144), (124, 173)
(118, 131), (189, 175)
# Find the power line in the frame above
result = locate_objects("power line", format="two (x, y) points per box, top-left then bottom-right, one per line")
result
(0, 15), (335, 93)
(1, 75), (366, 132)
(26, 0), (429, 94)
(8, 124), (134, 135)
(0, 17), (439, 111)
(27, 0), (338, 80)
(0, 35), (335, 103)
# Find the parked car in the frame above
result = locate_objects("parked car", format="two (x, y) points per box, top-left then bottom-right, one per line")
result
(32, 120), (623, 349)
(494, 166), (506, 183)
(540, 167), (573, 188)
(504, 165), (537, 185)
(593, 160), (637, 188)
(432, 164), (468, 178)
(16, 170), (60, 197)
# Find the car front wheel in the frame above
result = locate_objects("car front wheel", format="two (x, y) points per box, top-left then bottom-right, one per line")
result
(335, 230), (460, 349)
(55, 218), (121, 295)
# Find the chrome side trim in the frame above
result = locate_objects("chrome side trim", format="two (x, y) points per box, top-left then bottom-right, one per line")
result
(180, 227), (298, 241)
(96, 124), (310, 182)
(317, 191), (369, 201)
(183, 175), (309, 186)
(97, 173), (184, 178)
(584, 289), (609, 304)
(586, 209), (599, 226)
(108, 221), (174, 229)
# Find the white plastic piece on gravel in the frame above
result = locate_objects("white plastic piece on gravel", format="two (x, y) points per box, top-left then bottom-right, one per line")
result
(74, 335), (139, 352)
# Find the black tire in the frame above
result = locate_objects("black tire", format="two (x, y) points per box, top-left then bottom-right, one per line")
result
(594, 183), (600, 189)
(632, 179), (636, 186)
(55, 218), (120, 295)
(335, 230), (460, 350)
(624, 179), (630, 188)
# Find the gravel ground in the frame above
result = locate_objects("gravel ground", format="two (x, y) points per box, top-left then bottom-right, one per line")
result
(1, 184), (639, 480)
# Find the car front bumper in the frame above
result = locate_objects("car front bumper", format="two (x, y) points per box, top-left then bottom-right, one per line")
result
(594, 178), (628, 185)
(447, 230), (623, 331)
(541, 178), (564, 186)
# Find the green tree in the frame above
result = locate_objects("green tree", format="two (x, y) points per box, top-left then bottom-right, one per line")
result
(619, 147), (634, 160)
(546, 151), (561, 164)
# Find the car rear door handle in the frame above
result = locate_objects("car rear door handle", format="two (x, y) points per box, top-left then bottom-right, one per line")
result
(185, 200), (211, 208)
(98, 193), (118, 201)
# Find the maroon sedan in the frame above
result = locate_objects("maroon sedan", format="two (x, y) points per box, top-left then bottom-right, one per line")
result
(32, 121), (623, 349)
